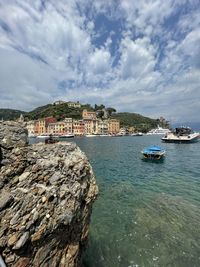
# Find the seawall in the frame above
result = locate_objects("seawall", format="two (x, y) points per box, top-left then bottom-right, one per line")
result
(0, 121), (98, 267)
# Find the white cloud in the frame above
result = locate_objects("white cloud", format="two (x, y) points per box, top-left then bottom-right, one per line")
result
(119, 0), (176, 36)
(0, 0), (199, 123)
(88, 48), (111, 75)
(119, 37), (156, 79)
(179, 29), (200, 68)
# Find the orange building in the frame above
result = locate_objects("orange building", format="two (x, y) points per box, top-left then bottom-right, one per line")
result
(34, 119), (45, 135)
(34, 117), (56, 135)
(108, 119), (120, 134)
(82, 109), (97, 120)
(73, 120), (85, 136)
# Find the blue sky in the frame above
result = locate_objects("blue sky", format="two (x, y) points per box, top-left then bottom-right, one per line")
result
(0, 0), (200, 123)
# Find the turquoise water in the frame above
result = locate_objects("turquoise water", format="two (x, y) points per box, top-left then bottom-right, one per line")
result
(31, 136), (200, 266)
(73, 136), (200, 267)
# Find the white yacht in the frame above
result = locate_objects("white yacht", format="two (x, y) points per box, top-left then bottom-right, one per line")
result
(162, 127), (199, 143)
(146, 126), (170, 135)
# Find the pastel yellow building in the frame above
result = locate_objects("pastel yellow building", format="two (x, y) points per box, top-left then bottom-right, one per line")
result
(108, 119), (120, 134)
(84, 119), (98, 135)
(64, 118), (73, 134)
(48, 122), (65, 135)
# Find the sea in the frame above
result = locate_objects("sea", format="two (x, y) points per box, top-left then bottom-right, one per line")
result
(30, 135), (200, 267)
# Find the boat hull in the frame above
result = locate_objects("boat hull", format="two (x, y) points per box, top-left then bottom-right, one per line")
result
(162, 134), (199, 143)
(142, 154), (165, 160)
(162, 138), (199, 143)
(36, 135), (49, 139)
(58, 135), (74, 138)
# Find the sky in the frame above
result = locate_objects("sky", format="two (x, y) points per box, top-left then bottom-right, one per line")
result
(0, 0), (200, 123)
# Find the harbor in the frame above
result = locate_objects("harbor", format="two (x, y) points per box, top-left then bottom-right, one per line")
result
(0, 0), (199, 265)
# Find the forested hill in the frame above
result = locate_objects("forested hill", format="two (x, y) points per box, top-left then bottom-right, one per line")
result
(27, 103), (93, 120)
(0, 103), (165, 131)
(112, 112), (159, 131)
(0, 103), (92, 121)
(0, 109), (27, 121)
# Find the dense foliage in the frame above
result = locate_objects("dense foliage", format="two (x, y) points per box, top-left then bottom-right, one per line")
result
(0, 109), (27, 121)
(26, 103), (95, 121)
(112, 112), (159, 132)
(27, 104), (80, 120)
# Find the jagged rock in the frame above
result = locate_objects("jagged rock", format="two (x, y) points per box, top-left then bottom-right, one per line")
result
(0, 190), (14, 211)
(13, 232), (29, 250)
(0, 121), (28, 148)
(0, 122), (98, 267)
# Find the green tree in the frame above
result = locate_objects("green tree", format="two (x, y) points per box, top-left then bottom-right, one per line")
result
(106, 107), (116, 117)
(94, 104), (105, 111)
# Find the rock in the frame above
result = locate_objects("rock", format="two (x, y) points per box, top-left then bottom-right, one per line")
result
(58, 212), (73, 225)
(42, 196), (47, 203)
(0, 122), (98, 267)
(49, 172), (60, 184)
(0, 191), (14, 211)
(18, 172), (30, 182)
(10, 211), (20, 225)
(13, 232), (29, 250)
(8, 234), (18, 247)
(14, 258), (30, 267)
(5, 254), (15, 264)
(0, 121), (28, 148)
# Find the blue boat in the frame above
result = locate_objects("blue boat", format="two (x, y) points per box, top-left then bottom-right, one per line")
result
(141, 146), (166, 160)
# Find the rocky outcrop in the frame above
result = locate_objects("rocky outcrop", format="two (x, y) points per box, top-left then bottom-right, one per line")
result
(0, 121), (98, 267)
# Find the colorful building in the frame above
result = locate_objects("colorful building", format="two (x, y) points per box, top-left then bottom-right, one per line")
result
(98, 120), (108, 135)
(82, 109), (97, 120)
(67, 101), (81, 108)
(84, 119), (98, 135)
(64, 118), (73, 134)
(108, 119), (120, 134)
(35, 119), (45, 135)
(26, 120), (35, 136)
(73, 120), (85, 136)
(34, 117), (57, 135)
(47, 121), (65, 135)
(54, 100), (66, 105)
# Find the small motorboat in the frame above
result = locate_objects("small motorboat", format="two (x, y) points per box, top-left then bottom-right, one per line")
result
(44, 134), (59, 144)
(141, 146), (166, 160)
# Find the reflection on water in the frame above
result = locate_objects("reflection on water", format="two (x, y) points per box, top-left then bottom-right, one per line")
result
(30, 136), (200, 266)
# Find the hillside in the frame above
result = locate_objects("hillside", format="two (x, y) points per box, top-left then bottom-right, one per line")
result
(27, 103), (93, 120)
(0, 103), (163, 132)
(0, 109), (27, 120)
(112, 112), (159, 132)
